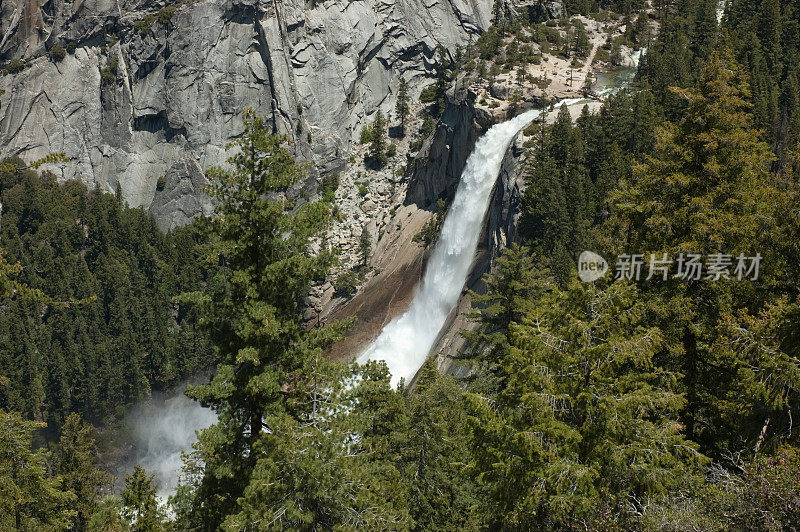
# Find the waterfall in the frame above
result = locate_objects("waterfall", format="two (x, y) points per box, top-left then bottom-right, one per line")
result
(117, 386), (217, 498)
(358, 101), (583, 386)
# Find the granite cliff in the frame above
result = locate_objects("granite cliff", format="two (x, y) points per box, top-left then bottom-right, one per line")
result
(0, 0), (492, 228)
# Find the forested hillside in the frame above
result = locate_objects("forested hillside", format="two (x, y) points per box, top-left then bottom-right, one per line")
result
(0, 159), (214, 436)
(2, 0), (800, 530)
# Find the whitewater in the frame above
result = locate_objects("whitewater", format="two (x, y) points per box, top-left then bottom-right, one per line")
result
(357, 100), (584, 386)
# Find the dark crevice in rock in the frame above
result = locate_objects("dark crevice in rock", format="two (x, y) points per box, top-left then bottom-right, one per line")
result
(132, 111), (187, 141)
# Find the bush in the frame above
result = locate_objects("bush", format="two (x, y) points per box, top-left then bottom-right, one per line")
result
(3, 58), (26, 75)
(48, 44), (66, 62)
(358, 184), (368, 197)
(386, 143), (397, 158)
(419, 85), (438, 103)
(359, 125), (373, 144)
(156, 175), (167, 191)
(66, 41), (77, 54)
(320, 172), (339, 203)
(157, 5), (176, 24)
(593, 48), (610, 64)
(101, 56), (119, 84)
(134, 14), (155, 36)
(334, 270), (359, 297)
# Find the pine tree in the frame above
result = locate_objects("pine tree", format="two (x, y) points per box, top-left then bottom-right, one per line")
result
(366, 110), (388, 169)
(395, 78), (410, 137)
(120, 466), (165, 531)
(220, 356), (410, 530)
(399, 360), (485, 530)
(461, 244), (549, 393)
(464, 279), (705, 529)
(359, 226), (372, 267)
(608, 51), (800, 450)
(182, 109), (353, 527)
(0, 410), (75, 530)
(88, 496), (131, 531)
(54, 413), (110, 531)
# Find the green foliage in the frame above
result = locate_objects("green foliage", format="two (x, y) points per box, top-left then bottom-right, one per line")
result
(66, 42), (77, 54)
(101, 56), (119, 85)
(0, 410), (76, 530)
(155, 175), (166, 191)
(463, 275), (706, 529)
(334, 269), (359, 296)
(48, 44), (66, 62)
(121, 466), (166, 531)
(88, 496), (130, 531)
(395, 78), (410, 137)
(133, 15), (155, 36)
(413, 198), (446, 246)
(608, 51), (799, 450)
(359, 124), (373, 144)
(319, 172), (339, 203)
(180, 109), (354, 528)
(156, 5), (176, 24)
(3, 58), (26, 75)
(419, 85), (438, 103)
(0, 158), (214, 430)
(359, 226), (371, 267)
(365, 110), (388, 169)
(54, 413), (110, 531)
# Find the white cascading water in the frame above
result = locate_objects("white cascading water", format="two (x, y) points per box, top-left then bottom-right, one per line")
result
(358, 101), (584, 386)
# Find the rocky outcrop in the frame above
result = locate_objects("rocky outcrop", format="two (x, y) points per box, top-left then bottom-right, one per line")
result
(0, 0), (492, 229)
(405, 76), (492, 207)
(485, 129), (525, 262)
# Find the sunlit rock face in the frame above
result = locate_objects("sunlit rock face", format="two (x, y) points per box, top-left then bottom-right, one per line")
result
(0, 0), (492, 229)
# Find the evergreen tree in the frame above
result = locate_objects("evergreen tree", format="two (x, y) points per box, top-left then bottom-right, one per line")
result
(608, 51), (800, 450)
(461, 245), (549, 393)
(0, 410), (75, 530)
(120, 466), (165, 531)
(366, 110), (388, 169)
(399, 361), (484, 530)
(220, 356), (409, 530)
(54, 413), (110, 531)
(88, 496), (131, 531)
(359, 225), (372, 267)
(182, 109), (352, 527)
(465, 279), (705, 529)
(395, 78), (410, 137)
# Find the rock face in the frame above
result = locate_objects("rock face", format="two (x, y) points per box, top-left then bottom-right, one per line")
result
(405, 76), (492, 207)
(485, 129), (525, 262)
(0, 0), (492, 229)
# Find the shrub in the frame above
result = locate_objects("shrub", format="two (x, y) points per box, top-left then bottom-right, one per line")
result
(334, 270), (359, 297)
(320, 172), (339, 203)
(4, 58), (26, 75)
(48, 44), (66, 62)
(358, 184), (368, 197)
(386, 143), (397, 158)
(101, 56), (119, 84)
(156, 175), (167, 191)
(66, 41), (77, 54)
(419, 84), (438, 103)
(359, 125), (373, 144)
(134, 14), (156, 36)
(157, 5), (176, 24)
(593, 48), (610, 64)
